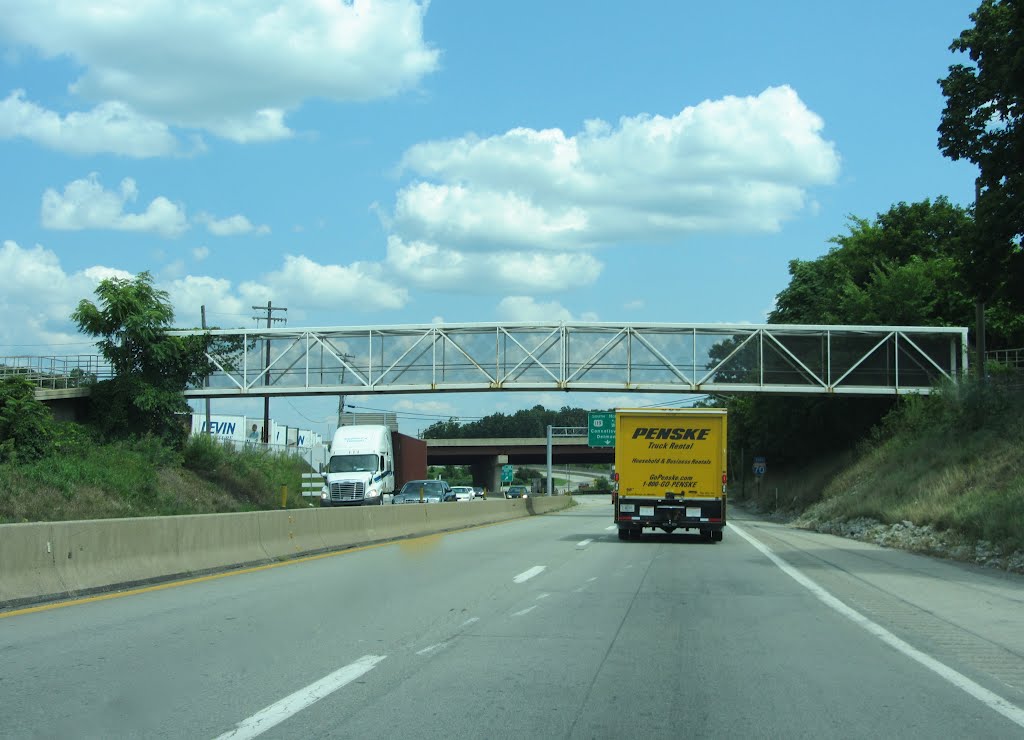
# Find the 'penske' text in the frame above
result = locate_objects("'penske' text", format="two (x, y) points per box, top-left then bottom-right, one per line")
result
(631, 427), (710, 441)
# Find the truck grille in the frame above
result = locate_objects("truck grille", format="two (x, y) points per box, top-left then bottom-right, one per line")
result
(329, 481), (365, 502)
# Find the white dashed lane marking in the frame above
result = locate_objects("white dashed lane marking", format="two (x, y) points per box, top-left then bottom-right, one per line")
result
(513, 566), (546, 584)
(214, 655), (386, 740)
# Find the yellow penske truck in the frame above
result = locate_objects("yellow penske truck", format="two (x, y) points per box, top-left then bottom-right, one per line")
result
(613, 408), (728, 541)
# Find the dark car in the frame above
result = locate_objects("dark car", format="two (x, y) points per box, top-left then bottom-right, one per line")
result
(393, 479), (454, 504)
(505, 485), (529, 499)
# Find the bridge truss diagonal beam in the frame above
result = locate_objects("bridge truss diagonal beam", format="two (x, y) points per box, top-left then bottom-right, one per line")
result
(163, 322), (969, 399)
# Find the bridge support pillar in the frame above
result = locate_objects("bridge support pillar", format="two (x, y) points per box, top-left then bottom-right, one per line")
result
(471, 455), (507, 497)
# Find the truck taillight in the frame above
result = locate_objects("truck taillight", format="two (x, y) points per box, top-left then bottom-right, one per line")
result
(722, 473), (728, 484)
(613, 472), (619, 481)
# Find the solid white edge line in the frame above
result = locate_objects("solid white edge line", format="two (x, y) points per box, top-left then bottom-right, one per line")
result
(512, 605), (538, 617)
(577, 539), (594, 547)
(729, 523), (1024, 730)
(214, 654), (386, 740)
(460, 617), (480, 628)
(513, 566), (546, 583)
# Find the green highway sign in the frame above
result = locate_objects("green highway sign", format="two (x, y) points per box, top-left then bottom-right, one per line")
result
(501, 464), (514, 483)
(588, 411), (616, 448)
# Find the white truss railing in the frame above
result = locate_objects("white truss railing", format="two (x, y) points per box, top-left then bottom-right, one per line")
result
(0, 355), (113, 390)
(163, 322), (969, 398)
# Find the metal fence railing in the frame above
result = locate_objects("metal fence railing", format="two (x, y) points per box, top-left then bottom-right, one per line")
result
(0, 355), (113, 390)
(987, 348), (1023, 370)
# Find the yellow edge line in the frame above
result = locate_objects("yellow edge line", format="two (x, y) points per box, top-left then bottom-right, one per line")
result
(0, 515), (525, 620)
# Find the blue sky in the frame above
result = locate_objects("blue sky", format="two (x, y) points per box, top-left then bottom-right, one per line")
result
(0, 1), (982, 436)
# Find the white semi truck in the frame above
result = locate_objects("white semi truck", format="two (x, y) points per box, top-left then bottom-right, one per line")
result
(320, 425), (426, 506)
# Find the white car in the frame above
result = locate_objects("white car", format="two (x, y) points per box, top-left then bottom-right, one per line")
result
(450, 485), (476, 502)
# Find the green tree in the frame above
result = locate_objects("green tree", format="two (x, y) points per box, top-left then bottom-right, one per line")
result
(723, 198), (985, 470)
(71, 272), (214, 446)
(420, 406), (600, 439)
(0, 376), (56, 462)
(771, 198), (975, 328)
(938, 0), (1024, 308)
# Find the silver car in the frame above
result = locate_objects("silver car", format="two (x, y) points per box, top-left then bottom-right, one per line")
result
(393, 480), (454, 503)
(449, 485), (475, 502)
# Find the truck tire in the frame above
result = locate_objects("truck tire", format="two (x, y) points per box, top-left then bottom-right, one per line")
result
(618, 528), (629, 541)
(713, 530), (723, 542)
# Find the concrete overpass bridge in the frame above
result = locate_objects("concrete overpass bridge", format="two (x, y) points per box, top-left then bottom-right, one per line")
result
(426, 435), (611, 493)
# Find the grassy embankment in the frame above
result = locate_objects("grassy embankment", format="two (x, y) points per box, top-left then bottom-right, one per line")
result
(0, 432), (315, 524)
(735, 374), (1024, 558)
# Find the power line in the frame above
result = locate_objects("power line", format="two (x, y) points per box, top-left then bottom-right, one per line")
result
(283, 399), (333, 425)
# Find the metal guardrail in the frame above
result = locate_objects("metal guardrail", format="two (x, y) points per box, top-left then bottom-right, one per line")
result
(0, 355), (113, 390)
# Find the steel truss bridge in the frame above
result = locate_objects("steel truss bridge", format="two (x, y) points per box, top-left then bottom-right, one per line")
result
(164, 322), (969, 399)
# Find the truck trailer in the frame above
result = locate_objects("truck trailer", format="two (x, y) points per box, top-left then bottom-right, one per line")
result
(320, 425), (427, 506)
(614, 408), (727, 541)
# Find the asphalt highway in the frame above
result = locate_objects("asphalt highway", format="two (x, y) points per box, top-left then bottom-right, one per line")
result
(3, 498), (1023, 739)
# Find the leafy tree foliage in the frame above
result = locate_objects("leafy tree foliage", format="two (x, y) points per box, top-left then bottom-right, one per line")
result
(0, 376), (56, 463)
(938, 0), (1024, 307)
(71, 272), (215, 446)
(771, 198), (975, 326)
(723, 197), (1018, 471)
(769, 197), (1021, 345)
(421, 405), (595, 438)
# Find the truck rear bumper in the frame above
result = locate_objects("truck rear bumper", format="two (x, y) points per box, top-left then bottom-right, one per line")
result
(616, 498), (725, 530)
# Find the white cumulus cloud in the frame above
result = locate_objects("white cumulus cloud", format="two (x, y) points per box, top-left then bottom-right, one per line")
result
(41, 173), (189, 237)
(0, 242), (419, 353)
(0, 89), (179, 157)
(0, 0), (439, 142)
(496, 297), (595, 322)
(239, 254), (407, 312)
(197, 212), (271, 237)
(165, 275), (249, 325)
(393, 86), (839, 250)
(386, 236), (603, 293)
(0, 241), (132, 350)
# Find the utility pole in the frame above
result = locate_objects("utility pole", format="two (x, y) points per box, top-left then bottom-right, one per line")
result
(252, 301), (287, 443)
(974, 177), (987, 380)
(201, 305), (211, 436)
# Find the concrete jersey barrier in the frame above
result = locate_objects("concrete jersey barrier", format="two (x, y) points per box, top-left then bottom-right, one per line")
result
(0, 496), (574, 609)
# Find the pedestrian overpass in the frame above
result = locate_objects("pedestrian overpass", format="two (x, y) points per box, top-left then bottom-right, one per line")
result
(161, 321), (968, 398)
